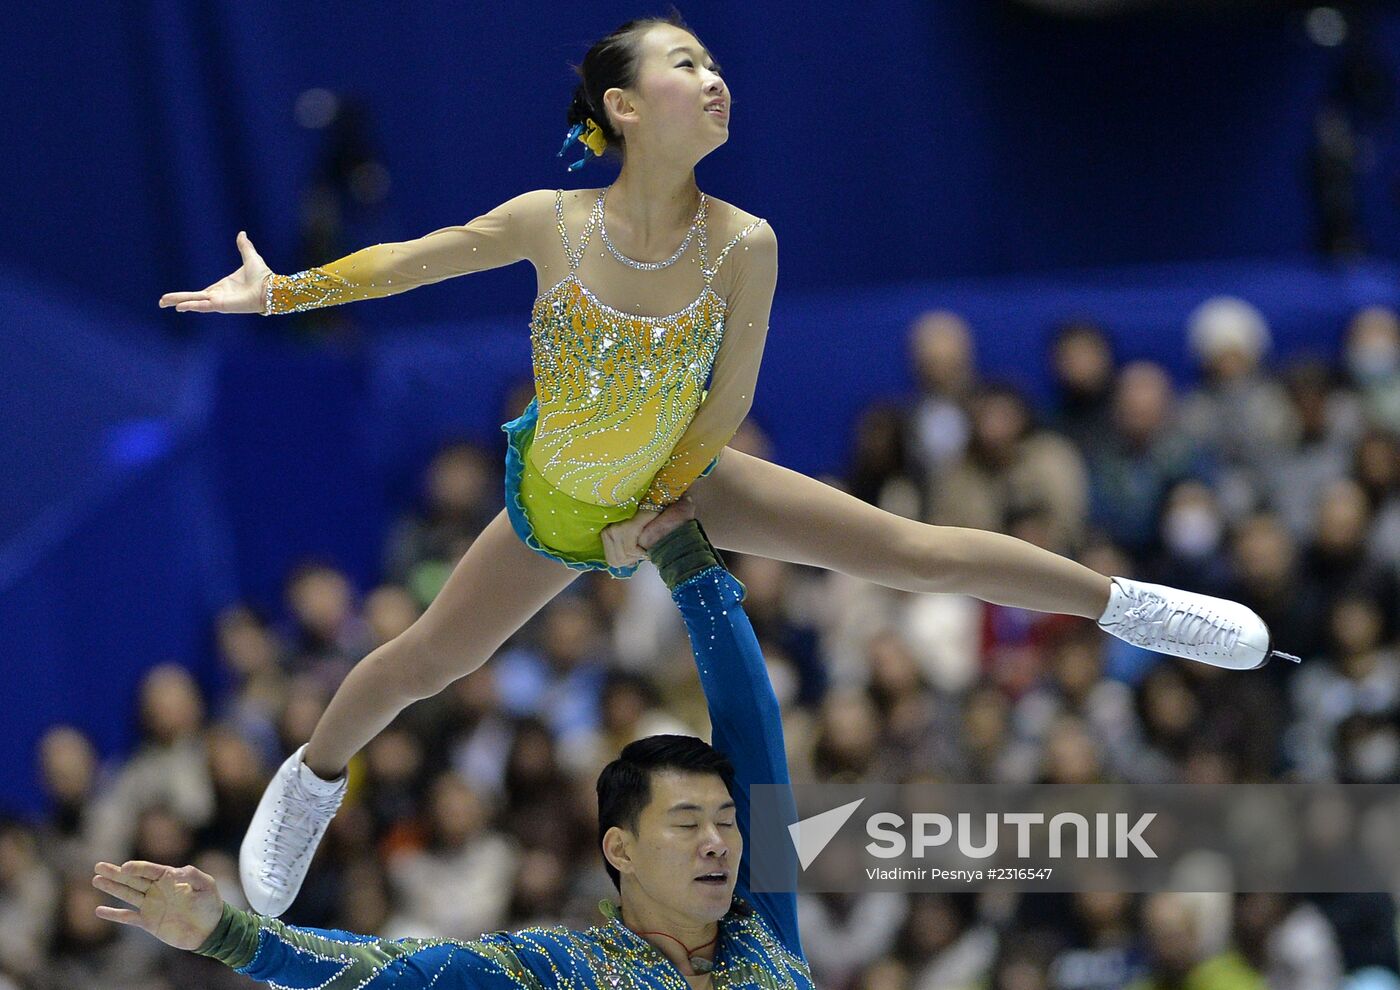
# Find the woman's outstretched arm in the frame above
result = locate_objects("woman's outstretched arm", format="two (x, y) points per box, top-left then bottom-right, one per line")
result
(159, 189), (554, 316)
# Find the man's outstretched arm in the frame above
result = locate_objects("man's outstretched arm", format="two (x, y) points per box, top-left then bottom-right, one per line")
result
(91, 860), (567, 988)
(649, 513), (804, 959)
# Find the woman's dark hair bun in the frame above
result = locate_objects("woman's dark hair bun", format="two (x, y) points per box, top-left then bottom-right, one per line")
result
(566, 83), (595, 129)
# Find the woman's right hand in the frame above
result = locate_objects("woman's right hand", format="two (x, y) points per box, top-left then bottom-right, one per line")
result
(159, 231), (273, 314)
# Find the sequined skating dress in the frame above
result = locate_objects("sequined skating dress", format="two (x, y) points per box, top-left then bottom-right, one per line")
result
(264, 189), (771, 577)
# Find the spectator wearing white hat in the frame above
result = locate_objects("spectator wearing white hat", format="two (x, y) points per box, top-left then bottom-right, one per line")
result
(1180, 297), (1297, 515)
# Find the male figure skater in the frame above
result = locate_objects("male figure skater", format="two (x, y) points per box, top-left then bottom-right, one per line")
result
(92, 502), (813, 988)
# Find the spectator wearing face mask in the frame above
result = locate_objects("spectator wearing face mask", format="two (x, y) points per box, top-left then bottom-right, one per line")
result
(906, 310), (978, 477)
(1087, 362), (1208, 556)
(1345, 306), (1400, 433)
(1150, 481), (1231, 597)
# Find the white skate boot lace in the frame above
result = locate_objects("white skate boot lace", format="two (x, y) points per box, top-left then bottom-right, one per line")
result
(1120, 592), (1240, 654)
(261, 775), (343, 892)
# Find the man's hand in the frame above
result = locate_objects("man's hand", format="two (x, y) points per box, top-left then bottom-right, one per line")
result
(602, 499), (700, 568)
(600, 511), (656, 569)
(92, 861), (224, 951)
(639, 498), (697, 549)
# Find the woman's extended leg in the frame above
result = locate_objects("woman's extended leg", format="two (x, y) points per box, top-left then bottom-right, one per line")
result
(687, 449), (1278, 670)
(688, 448), (1110, 616)
(243, 509), (578, 915)
(304, 509), (580, 776)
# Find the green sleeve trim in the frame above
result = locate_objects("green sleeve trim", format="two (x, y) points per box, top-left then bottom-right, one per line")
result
(195, 902), (261, 970)
(650, 520), (725, 589)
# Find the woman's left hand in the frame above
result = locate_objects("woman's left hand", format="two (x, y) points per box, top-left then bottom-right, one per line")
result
(600, 511), (661, 569)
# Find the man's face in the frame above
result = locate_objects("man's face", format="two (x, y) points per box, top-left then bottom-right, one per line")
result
(608, 770), (739, 923)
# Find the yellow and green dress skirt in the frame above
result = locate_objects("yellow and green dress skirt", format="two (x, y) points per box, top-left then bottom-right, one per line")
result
(502, 399), (716, 580)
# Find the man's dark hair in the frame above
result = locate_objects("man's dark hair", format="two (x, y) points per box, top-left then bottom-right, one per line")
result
(596, 734), (735, 890)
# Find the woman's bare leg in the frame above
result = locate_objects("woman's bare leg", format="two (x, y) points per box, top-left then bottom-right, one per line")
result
(687, 449), (1111, 618)
(302, 510), (578, 777)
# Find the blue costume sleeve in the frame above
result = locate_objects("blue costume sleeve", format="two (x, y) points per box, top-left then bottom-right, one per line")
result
(671, 567), (804, 959)
(195, 902), (577, 988)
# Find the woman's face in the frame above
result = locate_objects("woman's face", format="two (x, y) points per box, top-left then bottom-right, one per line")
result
(616, 25), (729, 161)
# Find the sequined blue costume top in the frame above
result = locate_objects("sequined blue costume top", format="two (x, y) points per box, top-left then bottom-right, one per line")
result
(196, 566), (812, 988)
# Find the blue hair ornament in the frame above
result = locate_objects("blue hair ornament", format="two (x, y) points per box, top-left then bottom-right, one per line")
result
(557, 118), (608, 172)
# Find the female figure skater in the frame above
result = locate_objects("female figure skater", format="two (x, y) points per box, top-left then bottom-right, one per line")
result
(160, 15), (1287, 917)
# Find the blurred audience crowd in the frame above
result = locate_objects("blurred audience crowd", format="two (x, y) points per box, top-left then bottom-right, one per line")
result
(6, 298), (1400, 989)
